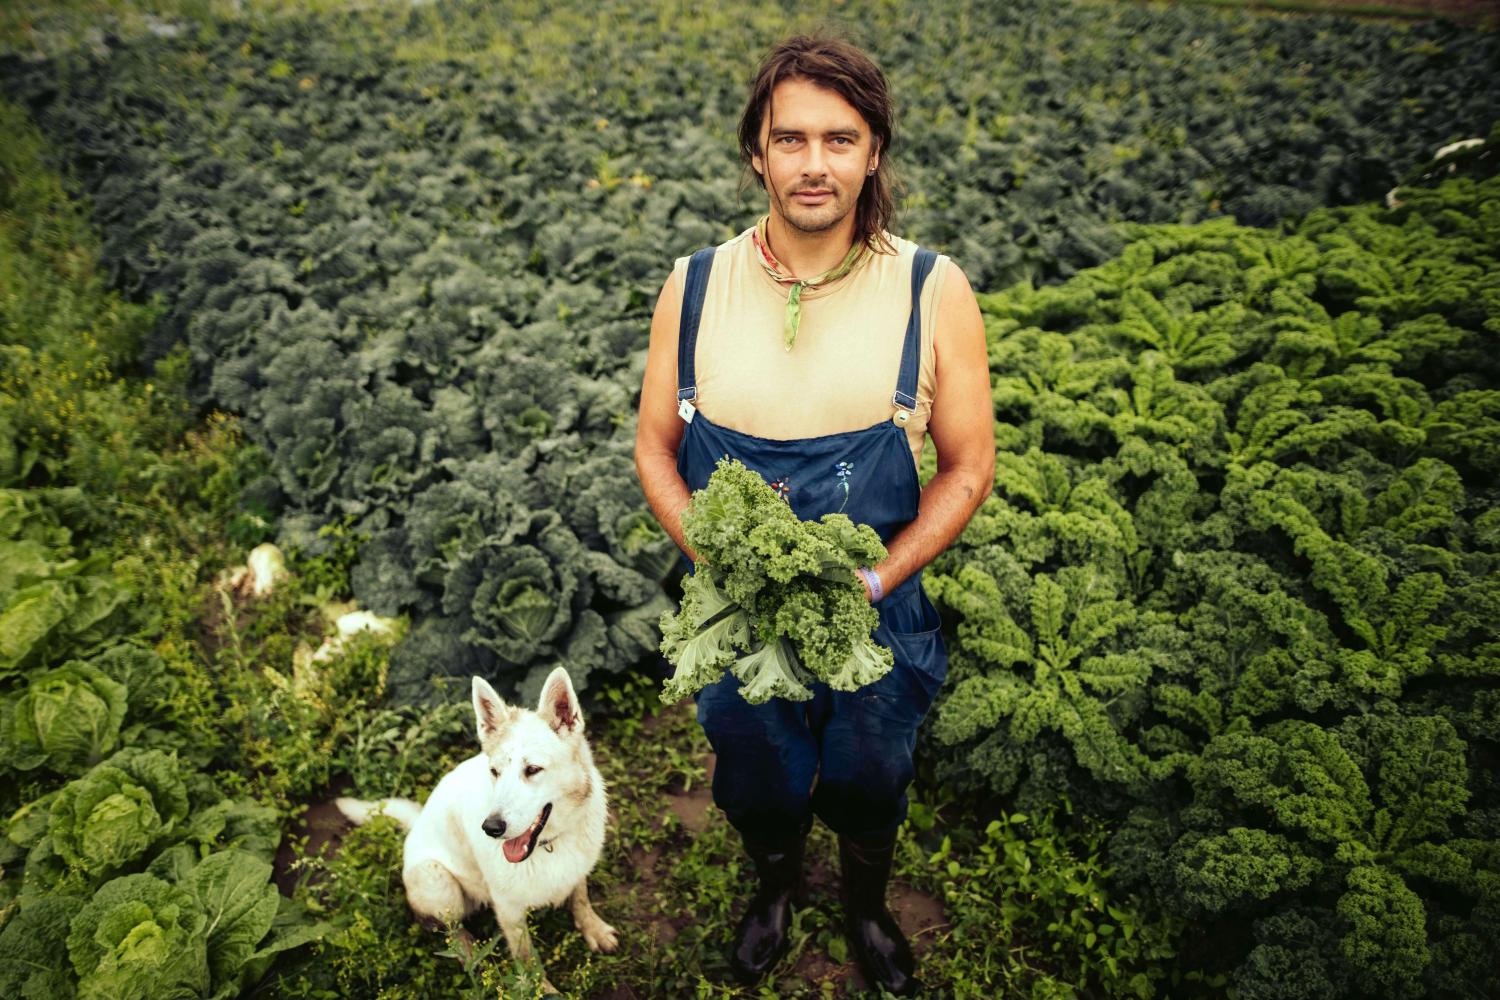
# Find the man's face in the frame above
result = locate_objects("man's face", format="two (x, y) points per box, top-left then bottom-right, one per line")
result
(751, 77), (880, 239)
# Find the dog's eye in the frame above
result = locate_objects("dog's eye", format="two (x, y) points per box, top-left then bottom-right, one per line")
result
(524, 764), (543, 778)
(489, 767), (499, 779)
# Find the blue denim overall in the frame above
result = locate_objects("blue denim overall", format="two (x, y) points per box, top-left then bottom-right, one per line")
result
(675, 244), (949, 842)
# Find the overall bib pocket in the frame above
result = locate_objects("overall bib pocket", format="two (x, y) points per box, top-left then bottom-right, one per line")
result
(866, 577), (947, 720)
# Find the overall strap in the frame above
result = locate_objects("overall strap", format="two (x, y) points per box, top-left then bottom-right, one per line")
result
(676, 246), (717, 403)
(893, 248), (939, 411)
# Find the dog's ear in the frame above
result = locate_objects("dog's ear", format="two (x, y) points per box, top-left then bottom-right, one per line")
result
(537, 666), (583, 736)
(472, 676), (512, 749)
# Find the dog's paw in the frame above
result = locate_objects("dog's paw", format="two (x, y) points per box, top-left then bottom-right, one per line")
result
(583, 921), (619, 954)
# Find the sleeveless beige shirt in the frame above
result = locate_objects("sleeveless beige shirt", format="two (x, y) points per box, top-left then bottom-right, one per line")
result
(673, 229), (950, 472)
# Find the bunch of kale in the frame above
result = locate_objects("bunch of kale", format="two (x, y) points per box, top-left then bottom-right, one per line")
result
(659, 459), (892, 704)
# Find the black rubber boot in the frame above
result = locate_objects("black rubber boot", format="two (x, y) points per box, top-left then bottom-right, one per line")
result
(728, 817), (811, 982)
(838, 830), (921, 996)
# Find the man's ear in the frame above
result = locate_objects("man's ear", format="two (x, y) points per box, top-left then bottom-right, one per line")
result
(751, 148), (765, 179)
(472, 676), (512, 750)
(867, 138), (881, 176)
(536, 666), (583, 736)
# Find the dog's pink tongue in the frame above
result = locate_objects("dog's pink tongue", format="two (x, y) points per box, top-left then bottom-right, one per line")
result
(503, 819), (538, 863)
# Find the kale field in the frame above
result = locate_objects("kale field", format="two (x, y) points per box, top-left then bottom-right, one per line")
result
(1, 0), (1497, 997)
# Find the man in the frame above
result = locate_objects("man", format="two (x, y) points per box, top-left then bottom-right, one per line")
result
(634, 34), (993, 995)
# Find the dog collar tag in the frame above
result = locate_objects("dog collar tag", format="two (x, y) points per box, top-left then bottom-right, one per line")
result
(678, 398), (696, 423)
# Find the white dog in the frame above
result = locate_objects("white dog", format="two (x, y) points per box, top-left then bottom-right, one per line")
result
(337, 667), (618, 990)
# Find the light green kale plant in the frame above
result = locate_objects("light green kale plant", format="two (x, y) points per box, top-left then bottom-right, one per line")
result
(659, 459), (891, 705)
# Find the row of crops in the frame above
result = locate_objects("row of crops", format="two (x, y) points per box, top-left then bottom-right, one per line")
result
(0, 94), (343, 996)
(933, 168), (1500, 997)
(2, 0), (1498, 996)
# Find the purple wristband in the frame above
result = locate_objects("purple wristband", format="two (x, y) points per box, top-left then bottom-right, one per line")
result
(858, 567), (884, 602)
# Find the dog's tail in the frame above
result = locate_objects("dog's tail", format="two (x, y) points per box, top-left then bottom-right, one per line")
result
(334, 796), (422, 830)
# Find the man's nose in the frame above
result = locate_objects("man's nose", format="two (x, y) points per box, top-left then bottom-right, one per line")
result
(802, 140), (828, 178)
(481, 815), (507, 839)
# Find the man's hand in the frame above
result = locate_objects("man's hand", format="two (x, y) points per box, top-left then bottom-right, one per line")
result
(634, 266), (700, 563)
(872, 261), (995, 595)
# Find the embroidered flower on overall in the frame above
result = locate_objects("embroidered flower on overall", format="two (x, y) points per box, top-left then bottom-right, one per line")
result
(768, 476), (792, 502)
(833, 461), (854, 512)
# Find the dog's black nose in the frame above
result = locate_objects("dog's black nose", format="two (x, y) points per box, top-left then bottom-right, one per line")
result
(481, 816), (507, 839)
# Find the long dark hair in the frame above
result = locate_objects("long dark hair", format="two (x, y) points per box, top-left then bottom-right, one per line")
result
(737, 35), (899, 255)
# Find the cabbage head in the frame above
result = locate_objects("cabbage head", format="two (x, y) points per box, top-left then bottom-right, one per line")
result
(66, 872), (210, 1000)
(0, 579), (74, 679)
(614, 509), (680, 584)
(2, 661), (127, 775)
(444, 511), (588, 665)
(49, 748), (189, 878)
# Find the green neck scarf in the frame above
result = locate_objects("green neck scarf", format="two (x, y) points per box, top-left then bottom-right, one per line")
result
(751, 216), (869, 351)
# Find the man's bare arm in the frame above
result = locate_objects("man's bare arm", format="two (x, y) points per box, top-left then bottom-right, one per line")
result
(869, 262), (994, 598)
(634, 268), (699, 562)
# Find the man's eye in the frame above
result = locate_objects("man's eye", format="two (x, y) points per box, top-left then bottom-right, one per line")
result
(524, 764), (544, 777)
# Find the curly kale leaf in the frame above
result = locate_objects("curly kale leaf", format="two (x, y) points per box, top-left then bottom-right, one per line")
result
(1367, 456), (1464, 544)
(1196, 721), (1374, 860)
(1337, 712), (1469, 855)
(952, 448), (1144, 579)
(931, 564), (1158, 788)
(1171, 827), (1319, 914)
(730, 636), (814, 704)
(659, 568), (750, 703)
(1114, 286), (1237, 371)
(1423, 389), (1500, 476)
(822, 635), (894, 693)
(1336, 865), (1428, 999)
(660, 460), (889, 703)
(680, 458), (795, 603)
(1234, 907), (1350, 1000)
(1160, 549), (1341, 724)
(1236, 464), (1449, 701)
(987, 329), (1121, 447)
(1101, 348), (1228, 451)
(765, 578), (887, 687)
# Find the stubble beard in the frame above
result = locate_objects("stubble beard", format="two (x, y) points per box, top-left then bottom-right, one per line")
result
(776, 183), (859, 236)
